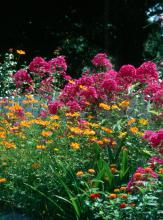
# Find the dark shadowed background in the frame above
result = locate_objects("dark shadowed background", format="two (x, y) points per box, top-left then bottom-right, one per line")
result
(0, 0), (161, 77)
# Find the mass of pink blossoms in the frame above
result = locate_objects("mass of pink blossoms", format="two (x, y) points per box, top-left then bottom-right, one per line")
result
(48, 53), (162, 114)
(143, 129), (163, 154)
(13, 55), (71, 101)
(12, 52), (162, 113)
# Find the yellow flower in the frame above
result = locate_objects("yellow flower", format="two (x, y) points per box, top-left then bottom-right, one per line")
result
(83, 129), (95, 135)
(70, 142), (80, 150)
(99, 103), (111, 110)
(0, 178), (7, 183)
(128, 118), (136, 125)
(76, 171), (84, 177)
(69, 126), (83, 134)
(16, 49), (26, 55)
(114, 189), (120, 193)
(46, 140), (53, 144)
(130, 127), (139, 134)
(54, 148), (59, 151)
(79, 85), (87, 91)
(138, 132), (144, 137)
(24, 112), (33, 117)
(48, 122), (60, 129)
(89, 137), (98, 142)
(118, 132), (127, 138)
(65, 112), (80, 117)
(111, 105), (120, 110)
(41, 131), (52, 137)
(89, 123), (100, 128)
(50, 115), (60, 120)
(4, 142), (16, 149)
(139, 118), (148, 126)
(101, 127), (113, 133)
(69, 80), (75, 84)
(119, 100), (130, 108)
(36, 145), (46, 150)
(6, 112), (17, 119)
(20, 121), (31, 127)
(88, 169), (95, 174)
(8, 104), (23, 111)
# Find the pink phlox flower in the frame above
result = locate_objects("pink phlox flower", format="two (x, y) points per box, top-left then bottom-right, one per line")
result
(13, 69), (33, 86)
(48, 55), (67, 73)
(29, 57), (50, 75)
(48, 100), (62, 114)
(136, 61), (158, 83)
(66, 100), (81, 112)
(91, 53), (112, 70)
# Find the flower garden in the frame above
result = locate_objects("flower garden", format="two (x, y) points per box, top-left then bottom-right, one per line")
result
(0, 51), (162, 220)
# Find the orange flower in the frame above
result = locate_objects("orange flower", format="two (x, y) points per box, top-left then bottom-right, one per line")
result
(99, 103), (111, 110)
(121, 194), (128, 199)
(130, 127), (139, 134)
(134, 172), (142, 180)
(158, 168), (163, 174)
(128, 118), (136, 125)
(96, 140), (104, 145)
(0, 178), (7, 183)
(88, 169), (95, 174)
(120, 186), (126, 191)
(101, 127), (113, 133)
(76, 171), (84, 177)
(144, 167), (153, 173)
(108, 194), (117, 199)
(16, 49), (26, 55)
(119, 100), (129, 108)
(70, 142), (80, 150)
(36, 145), (46, 150)
(41, 131), (52, 137)
(102, 138), (110, 143)
(0, 132), (6, 138)
(111, 167), (118, 173)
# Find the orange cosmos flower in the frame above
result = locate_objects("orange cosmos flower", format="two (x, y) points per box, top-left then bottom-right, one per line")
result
(88, 169), (95, 174)
(0, 178), (7, 183)
(130, 127), (139, 134)
(70, 142), (80, 150)
(108, 194), (117, 199)
(76, 171), (84, 177)
(16, 49), (26, 55)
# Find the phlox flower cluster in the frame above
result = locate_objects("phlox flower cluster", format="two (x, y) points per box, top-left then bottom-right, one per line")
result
(91, 53), (112, 70)
(13, 55), (71, 101)
(143, 129), (163, 154)
(49, 53), (161, 113)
